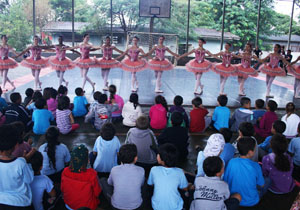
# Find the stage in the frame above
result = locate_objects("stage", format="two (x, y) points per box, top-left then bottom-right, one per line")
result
(3, 66), (297, 108)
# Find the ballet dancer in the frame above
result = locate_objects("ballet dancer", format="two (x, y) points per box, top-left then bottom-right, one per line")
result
(0, 35), (18, 91)
(212, 43), (238, 95)
(16, 35), (51, 91)
(144, 35), (178, 93)
(235, 43), (258, 96)
(258, 44), (290, 98)
(177, 38), (213, 95)
(97, 36), (124, 91)
(72, 34), (98, 91)
(48, 35), (78, 87)
(118, 36), (148, 92)
(287, 56), (300, 98)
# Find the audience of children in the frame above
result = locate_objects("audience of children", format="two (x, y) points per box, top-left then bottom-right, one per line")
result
(255, 99), (278, 138)
(72, 88), (88, 117)
(230, 97), (253, 132)
(157, 111), (189, 161)
(125, 115), (158, 176)
(168, 95), (189, 128)
(212, 95), (230, 131)
(149, 95), (168, 130)
(56, 96), (80, 134)
(100, 144), (145, 210)
(122, 93), (143, 127)
(190, 96), (211, 133)
(281, 102), (300, 139)
(32, 98), (54, 135)
(108, 85), (124, 122)
(61, 144), (101, 210)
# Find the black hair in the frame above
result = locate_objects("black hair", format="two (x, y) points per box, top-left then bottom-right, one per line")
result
(0, 87), (2, 96)
(57, 96), (70, 110)
(29, 151), (43, 175)
(35, 98), (46, 109)
(105, 36), (111, 40)
(255, 99), (265, 109)
(75, 87), (84, 96)
(219, 128), (232, 143)
(285, 102), (295, 119)
(118, 144), (137, 164)
(58, 35), (64, 39)
(217, 95), (228, 107)
(239, 122), (255, 137)
(237, 137), (256, 156)
(93, 91), (101, 101)
(155, 95), (168, 112)
(270, 134), (290, 172)
(272, 120), (286, 134)
(50, 88), (58, 99)
(203, 156), (223, 177)
(10, 92), (21, 104)
(33, 35), (39, 41)
(136, 115), (149, 130)
(100, 123), (116, 141)
(267, 100), (278, 112)
(32, 91), (43, 102)
(58, 85), (68, 95)
(174, 95), (183, 106)
(83, 33), (89, 38)
(109, 84), (116, 101)
(198, 38), (206, 44)
(132, 36), (139, 41)
(171, 111), (183, 127)
(158, 143), (178, 167)
(240, 97), (251, 107)
(275, 44), (281, 53)
(129, 93), (139, 110)
(45, 126), (60, 170)
(43, 87), (52, 100)
(98, 93), (107, 104)
(0, 124), (18, 151)
(226, 42), (232, 47)
(159, 35), (165, 40)
(192, 97), (202, 108)
(77, 208), (91, 210)
(1, 34), (7, 40)
(10, 121), (25, 144)
(25, 88), (34, 98)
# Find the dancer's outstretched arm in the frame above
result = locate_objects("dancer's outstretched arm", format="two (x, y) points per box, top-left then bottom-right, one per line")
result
(165, 47), (179, 58)
(177, 49), (195, 60)
(291, 56), (300, 65)
(14, 47), (30, 58)
(142, 46), (156, 58)
(115, 49), (129, 60)
(112, 46), (125, 55)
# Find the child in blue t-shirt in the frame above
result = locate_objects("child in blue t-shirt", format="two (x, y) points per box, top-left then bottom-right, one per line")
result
(212, 95), (230, 131)
(32, 98), (54, 135)
(259, 120), (286, 158)
(219, 128), (235, 166)
(72, 87), (88, 117)
(29, 151), (56, 210)
(224, 137), (265, 208)
(27, 90), (43, 113)
(147, 143), (188, 210)
(253, 99), (266, 125)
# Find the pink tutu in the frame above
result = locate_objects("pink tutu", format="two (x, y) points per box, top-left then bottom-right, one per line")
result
(120, 58), (148, 72)
(20, 57), (49, 70)
(186, 59), (212, 73)
(236, 64), (258, 78)
(148, 58), (173, 71)
(97, 58), (120, 69)
(49, 56), (75, 71)
(212, 63), (237, 77)
(259, 64), (285, 77)
(73, 57), (98, 69)
(0, 58), (18, 70)
(288, 65), (300, 79)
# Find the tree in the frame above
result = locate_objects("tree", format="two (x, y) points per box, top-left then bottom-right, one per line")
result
(0, 0), (9, 14)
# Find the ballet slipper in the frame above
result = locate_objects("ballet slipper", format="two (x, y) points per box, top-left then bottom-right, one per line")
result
(65, 81), (69, 87)
(194, 91), (201, 95)
(266, 95), (274, 98)
(219, 92), (227, 96)
(92, 83), (96, 92)
(131, 88), (137, 92)
(155, 89), (164, 93)
(103, 86), (108, 91)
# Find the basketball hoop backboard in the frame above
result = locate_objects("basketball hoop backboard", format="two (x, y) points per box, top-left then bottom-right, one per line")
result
(139, 0), (171, 18)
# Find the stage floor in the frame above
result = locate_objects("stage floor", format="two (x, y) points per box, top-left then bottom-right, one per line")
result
(3, 66), (297, 108)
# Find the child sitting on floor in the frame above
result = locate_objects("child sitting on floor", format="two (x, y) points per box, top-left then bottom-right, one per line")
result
(61, 144), (101, 210)
(29, 151), (56, 210)
(32, 98), (54, 135)
(11, 121), (32, 158)
(72, 87), (88, 117)
(23, 88), (34, 107)
(253, 99), (266, 125)
(224, 137), (265, 208)
(108, 84), (124, 122)
(190, 156), (241, 210)
(168, 95), (189, 128)
(230, 97), (253, 132)
(100, 144), (145, 210)
(147, 143), (188, 210)
(288, 123), (300, 182)
(47, 88), (58, 118)
(190, 97), (211, 133)
(122, 93), (143, 127)
(219, 127), (235, 166)
(149, 95), (168, 130)
(212, 95), (230, 131)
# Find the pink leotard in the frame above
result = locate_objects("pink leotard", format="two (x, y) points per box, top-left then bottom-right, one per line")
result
(80, 46), (91, 59)
(30, 47), (42, 61)
(268, 55), (280, 69)
(222, 52), (232, 67)
(129, 49), (140, 62)
(55, 46), (66, 61)
(103, 47), (113, 60)
(155, 47), (166, 61)
(0, 47), (9, 60)
(195, 50), (206, 63)
(241, 54), (251, 68)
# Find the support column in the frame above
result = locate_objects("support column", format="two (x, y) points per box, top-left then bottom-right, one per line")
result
(72, 0), (75, 47)
(288, 0), (296, 50)
(255, 0), (262, 48)
(110, 0), (113, 43)
(186, 0), (191, 52)
(33, 0), (36, 36)
(220, 0), (226, 51)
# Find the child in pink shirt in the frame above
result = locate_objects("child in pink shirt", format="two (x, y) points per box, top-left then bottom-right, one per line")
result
(47, 88), (58, 118)
(109, 85), (124, 121)
(149, 95), (168, 129)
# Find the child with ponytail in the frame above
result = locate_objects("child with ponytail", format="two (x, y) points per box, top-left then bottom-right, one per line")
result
(108, 84), (124, 122)
(149, 95), (168, 130)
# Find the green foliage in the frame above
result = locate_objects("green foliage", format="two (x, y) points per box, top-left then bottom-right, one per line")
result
(0, 0), (32, 51)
